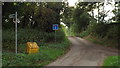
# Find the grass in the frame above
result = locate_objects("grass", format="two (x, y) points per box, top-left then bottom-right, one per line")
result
(81, 23), (119, 49)
(102, 56), (120, 68)
(84, 35), (119, 49)
(84, 35), (104, 44)
(2, 28), (71, 67)
(2, 41), (70, 66)
(2, 28), (66, 50)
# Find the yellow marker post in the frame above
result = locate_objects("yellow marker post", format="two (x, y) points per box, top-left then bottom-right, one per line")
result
(26, 42), (39, 54)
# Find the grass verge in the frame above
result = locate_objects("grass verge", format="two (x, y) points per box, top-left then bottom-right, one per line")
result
(102, 56), (120, 68)
(2, 29), (71, 67)
(84, 35), (119, 49)
(2, 40), (70, 66)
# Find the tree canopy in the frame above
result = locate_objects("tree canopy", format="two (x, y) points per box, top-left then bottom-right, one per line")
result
(2, 2), (65, 32)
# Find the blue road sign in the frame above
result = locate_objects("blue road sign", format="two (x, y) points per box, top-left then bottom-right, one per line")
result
(53, 24), (58, 30)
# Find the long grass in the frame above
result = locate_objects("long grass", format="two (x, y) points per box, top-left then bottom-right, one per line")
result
(2, 46), (64, 66)
(102, 56), (120, 68)
(3, 28), (66, 50)
(2, 28), (71, 66)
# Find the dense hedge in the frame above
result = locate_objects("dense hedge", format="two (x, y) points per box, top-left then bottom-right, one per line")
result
(3, 28), (66, 50)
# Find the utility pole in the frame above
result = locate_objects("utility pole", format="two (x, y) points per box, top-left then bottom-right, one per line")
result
(98, 2), (100, 23)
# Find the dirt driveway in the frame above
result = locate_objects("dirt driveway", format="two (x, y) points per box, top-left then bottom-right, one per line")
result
(48, 37), (118, 66)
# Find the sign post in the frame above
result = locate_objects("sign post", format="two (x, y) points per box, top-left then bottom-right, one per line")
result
(15, 12), (18, 54)
(52, 24), (58, 42)
(9, 12), (18, 54)
(55, 30), (56, 42)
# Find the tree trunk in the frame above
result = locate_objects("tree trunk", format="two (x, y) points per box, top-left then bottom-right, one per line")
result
(92, 9), (94, 18)
(98, 2), (100, 23)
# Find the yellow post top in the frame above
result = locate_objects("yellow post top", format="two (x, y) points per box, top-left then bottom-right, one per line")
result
(26, 42), (39, 49)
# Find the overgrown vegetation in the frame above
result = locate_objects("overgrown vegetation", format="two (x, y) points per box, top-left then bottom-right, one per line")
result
(2, 28), (70, 66)
(2, 1), (120, 67)
(61, 2), (120, 66)
(102, 56), (120, 67)
(62, 2), (120, 50)
(2, 2), (71, 66)
(80, 23), (120, 49)
(3, 28), (66, 51)
(2, 45), (66, 66)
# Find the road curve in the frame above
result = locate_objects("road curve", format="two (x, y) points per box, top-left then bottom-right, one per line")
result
(48, 37), (118, 66)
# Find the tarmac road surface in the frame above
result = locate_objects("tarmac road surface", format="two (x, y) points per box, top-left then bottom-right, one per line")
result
(48, 37), (118, 66)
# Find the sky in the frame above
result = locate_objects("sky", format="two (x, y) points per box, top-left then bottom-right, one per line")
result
(61, 0), (116, 28)
(67, 0), (115, 22)
(68, 0), (78, 6)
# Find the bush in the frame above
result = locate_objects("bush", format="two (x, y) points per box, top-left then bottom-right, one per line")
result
(106, 25), (119, 40)
(79, 31), (90, 38)
(2, 29), (15, 50)
(79, 19), (97, 38)
(102, 56), (120, 67)
(94, 23), (107, 37)
(2, 46), (67, 66)
(3, 28), (66, 50)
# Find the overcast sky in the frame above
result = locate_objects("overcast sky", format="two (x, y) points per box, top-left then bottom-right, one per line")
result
(68, 0), (116, 21)
(68, 0), (78, 6)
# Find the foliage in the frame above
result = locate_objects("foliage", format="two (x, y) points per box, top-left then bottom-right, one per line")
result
(2, 46), (65, 66)
(90, 23), (108, 38)
(62, 6), (74, 27)
(2, 2), (71, 67)
(106, 25), (119, 40)
(79, 18), (119, 49)
(79, 31), (90, 38)
(85, 35), (105, 45)
(2, 2), (65, 32)
(79, 19), (95, 37)
(102, 56), (120, 67)
(2, 29), (70, 66)
(73, 9), (90, 32)
(2, 28), (66, 51)
(2, 1), (120, 67)
(47, 36), (70, 49)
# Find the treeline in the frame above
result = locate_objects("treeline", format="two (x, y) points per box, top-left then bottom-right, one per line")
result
(2, 2), (66, 32)
(62, 2), (120, 49)
(2, 2), (71, 66)
(2, 2), (69, 51)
